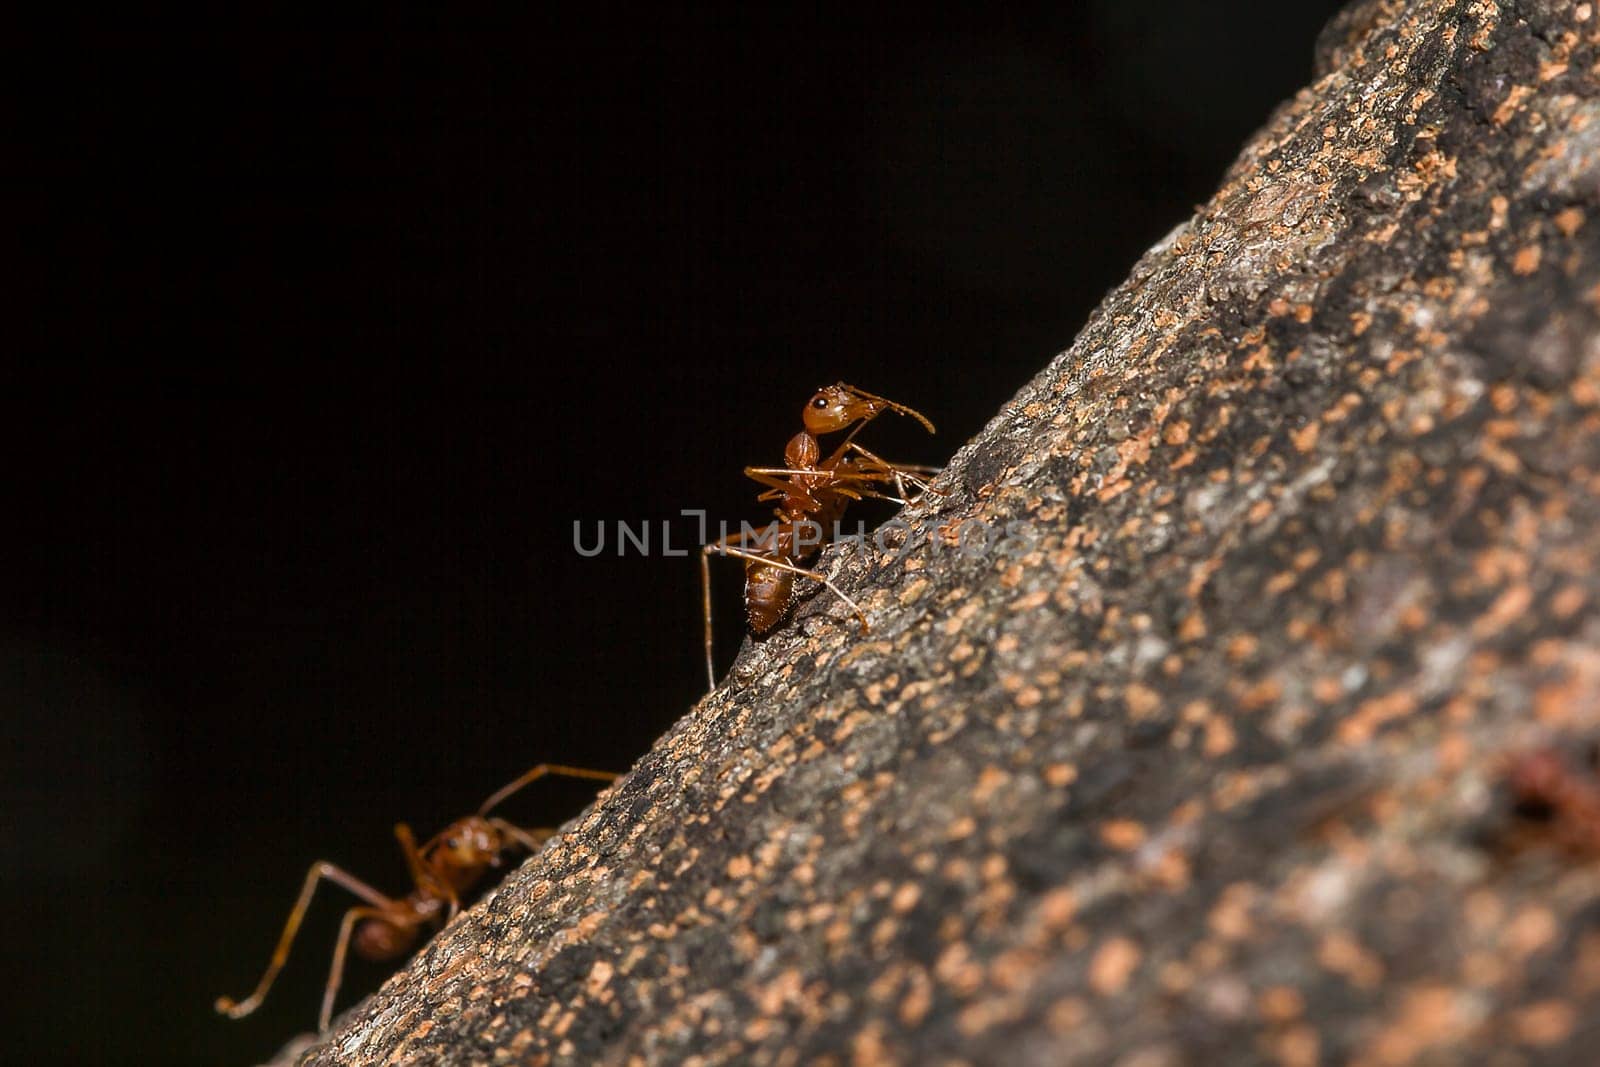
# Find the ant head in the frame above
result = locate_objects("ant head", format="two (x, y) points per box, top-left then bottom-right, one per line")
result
(438, 815), (502, 870)
(802, 383), (879, 435)
(802, 382), (936, 436)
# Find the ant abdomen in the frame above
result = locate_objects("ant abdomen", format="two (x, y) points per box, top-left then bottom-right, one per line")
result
(355, 916), (420, 961)
(744, 562), (795, 634)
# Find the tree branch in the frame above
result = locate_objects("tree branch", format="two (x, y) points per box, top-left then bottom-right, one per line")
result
(279, 1), (1600, 1062)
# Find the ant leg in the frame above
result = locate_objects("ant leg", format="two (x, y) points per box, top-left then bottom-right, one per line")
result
(321, 906), (391, 1033)
(702, 547), (716, 690)
(488, 818), (556, 854)
(867, 460), (944, 483)
(743, 466), (878, 483)
(745, 467), (834, 476)
(827, 468), (918, 505)
(845, 444), (944, 501)
(744, 469), (867, 505)
(477, 764), (621, 816)
(215, 862), (395, 1021)
(714, 545), (870, 634)
(393, 823), (432, 891)
(743, 468), (816, 496)
(755, 486), (863, 505)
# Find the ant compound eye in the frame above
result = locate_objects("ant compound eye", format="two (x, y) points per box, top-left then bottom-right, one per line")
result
(812, 396), (828, 409)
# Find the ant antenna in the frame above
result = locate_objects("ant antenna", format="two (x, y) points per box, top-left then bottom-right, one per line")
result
(477, 764), (619, 816)
(839, 382), (937, 434)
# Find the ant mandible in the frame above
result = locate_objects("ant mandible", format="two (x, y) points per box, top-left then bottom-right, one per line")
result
(215, 763), (618, 1033)
(700, 382), (939, 691)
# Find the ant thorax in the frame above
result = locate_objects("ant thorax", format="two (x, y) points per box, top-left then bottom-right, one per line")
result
(784, 432), (820, 469)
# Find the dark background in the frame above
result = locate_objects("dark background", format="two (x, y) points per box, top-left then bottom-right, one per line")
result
(7, 9), (1347, 1065)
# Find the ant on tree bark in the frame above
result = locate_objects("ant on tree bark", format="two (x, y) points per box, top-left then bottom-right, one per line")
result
(701, 382), (940, 691)
(215, 763), (618, 1033)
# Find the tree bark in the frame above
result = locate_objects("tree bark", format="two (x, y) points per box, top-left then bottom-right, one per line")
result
(279, 1), (1600, 1062)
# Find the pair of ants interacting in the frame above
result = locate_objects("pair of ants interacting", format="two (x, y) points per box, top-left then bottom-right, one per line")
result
(217, 383), (942, 1033)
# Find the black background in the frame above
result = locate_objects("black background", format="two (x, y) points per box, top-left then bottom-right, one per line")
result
(8, 9), (1346, 1065)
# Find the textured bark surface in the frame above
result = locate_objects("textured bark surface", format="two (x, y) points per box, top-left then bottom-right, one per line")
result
(276, 1), (1600, 1063)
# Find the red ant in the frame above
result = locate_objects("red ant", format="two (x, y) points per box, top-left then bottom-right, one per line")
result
(1504, 744), (1600, 855)
(700, 382), (939, 690)
(215, 763), (618, 1033)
